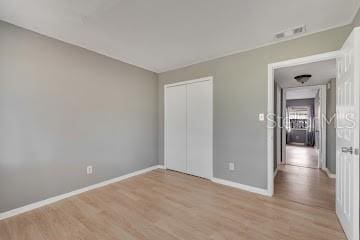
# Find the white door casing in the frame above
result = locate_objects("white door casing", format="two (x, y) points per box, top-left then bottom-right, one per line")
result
(336, 28), (360, 240)
(282, 90), (287, 164)
(276, 84), (282, 166)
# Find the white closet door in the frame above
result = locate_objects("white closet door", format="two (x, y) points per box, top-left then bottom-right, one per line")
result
(187, 81), (212, 179)
(165, 85), (187, 173)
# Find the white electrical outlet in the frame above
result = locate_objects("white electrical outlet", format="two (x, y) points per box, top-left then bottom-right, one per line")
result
(229, 162), (235, 171)
(86, 165), (93, 175)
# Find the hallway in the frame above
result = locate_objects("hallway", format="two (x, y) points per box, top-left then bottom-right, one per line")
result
(286, 144), (319, 168)
(276, 144), (335, 210)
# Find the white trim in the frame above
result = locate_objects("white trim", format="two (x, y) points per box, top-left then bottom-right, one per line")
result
(324, 168), (336, 179)
(164, 76), (213, 88)
(276, 84), (282, 166)
(283, 84), (327, 91)
(164, 77), (214, 180)
(267, 51), (340, 197)
(281, 89), (287, 164)
(269, 51), (340, 70)
(0, 165), (163, 221)
(164, 84), (168, 173)
(211, 178), (271, 196)
(320, 85), (327, 170)
(267, 65), (275, 196)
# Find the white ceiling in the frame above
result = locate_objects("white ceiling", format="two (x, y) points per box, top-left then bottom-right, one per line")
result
(275, 59), (336, 88)
(0, 0), (359, 73)
(286, 88), (319, 100)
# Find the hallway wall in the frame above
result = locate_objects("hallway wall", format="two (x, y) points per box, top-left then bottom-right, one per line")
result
(326, 79), (337, 174)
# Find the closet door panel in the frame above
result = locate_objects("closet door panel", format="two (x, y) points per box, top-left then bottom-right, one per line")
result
(187, 81), (212, 179)
(165, 85), (187, 173)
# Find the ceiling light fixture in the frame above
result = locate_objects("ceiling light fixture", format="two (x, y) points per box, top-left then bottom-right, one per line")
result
(294, 74), (312, 84)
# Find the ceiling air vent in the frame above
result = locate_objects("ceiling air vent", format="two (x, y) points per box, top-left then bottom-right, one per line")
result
(275, 32), (285, 39)
(293, 26), (306, 34)
(274, 25), (306, 40)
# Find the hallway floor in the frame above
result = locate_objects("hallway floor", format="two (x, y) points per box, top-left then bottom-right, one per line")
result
(286, 144), (319, 168)
(275, 165), (336, 211)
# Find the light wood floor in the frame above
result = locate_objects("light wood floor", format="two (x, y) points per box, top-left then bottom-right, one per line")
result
(286, 145), (319, 169)
(0, 169), (345, 240)
(275, 165), (336, 211)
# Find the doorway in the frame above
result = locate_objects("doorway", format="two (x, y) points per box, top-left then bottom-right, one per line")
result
(268, 31), (360, 239)
(273, 59), (336, 210)
(285, 90), (320, 169)
(282, 86), (327, 170)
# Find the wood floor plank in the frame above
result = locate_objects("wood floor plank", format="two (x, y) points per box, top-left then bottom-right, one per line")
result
(275, 165), (336, 210)
(0, 169), (346, 240)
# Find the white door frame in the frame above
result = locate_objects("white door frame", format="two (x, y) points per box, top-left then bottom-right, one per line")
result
(276, 84), (282, 167)
(281, 90), (287, 164)
(282, 85), (327, 170)
(164, 76), (214, 179)
(267, 51), (339, 196)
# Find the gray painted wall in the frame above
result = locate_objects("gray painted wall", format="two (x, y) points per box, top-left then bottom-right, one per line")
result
(0, 21), (158, 213)
(158, 25), (352, 189)
(326, 79), (337, 173)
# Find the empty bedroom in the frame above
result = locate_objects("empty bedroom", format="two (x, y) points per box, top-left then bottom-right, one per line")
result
(0, 1), (359, 240)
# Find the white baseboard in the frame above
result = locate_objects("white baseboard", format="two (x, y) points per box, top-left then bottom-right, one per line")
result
(0, 165), (163, 221)
(211, 177), (271, 196)
(324, 168), (336, 179)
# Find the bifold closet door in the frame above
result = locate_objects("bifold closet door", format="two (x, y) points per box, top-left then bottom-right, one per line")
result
(165, 85), (187, 173)
(187, 81), (212, 179)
